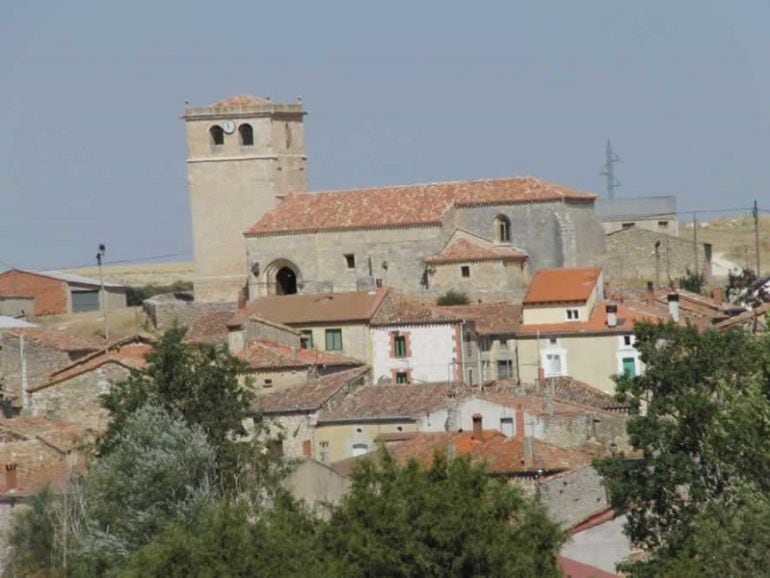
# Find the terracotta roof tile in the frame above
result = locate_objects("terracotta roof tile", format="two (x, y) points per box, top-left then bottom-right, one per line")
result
(333, 429), (591, 477)
(3, 327), (101, 352)
(319, 383), (469, 421)
(370, 291), (461, 326)
(247, 177), (597, 235)
(523, 267), (602, 304)
(32, 339), (153, 392)
(507, 378), (627, 412)
(252, 366), (370, 413)
(237, 339), (364, 371)
(424, 238), (527, 265)
(558, 556), (619, 578)
(230, 289), (387, 327)
(517, 302), (661, 336)
(184, 309), (236, 345)
(437, 302), (522, 335)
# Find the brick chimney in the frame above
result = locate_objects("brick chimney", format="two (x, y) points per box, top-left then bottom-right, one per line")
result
(712, 287), (724, 304)
(646, 281), (655, 306)
(471, 413), (483, 441)
(515, 405), (525, 440)
(606, 303), (618, 328)
(5, 463), (17, 493)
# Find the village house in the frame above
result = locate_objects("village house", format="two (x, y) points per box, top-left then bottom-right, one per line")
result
(250, 366), (372, 459)
(229, 288), (478, 385)
(182, 95), (606, 303)
(0, 269), (128, 316)
(0, 417), (92, 565)
(595, 195), (678, 235)
(437, 301), (522, 381)
(28, 335), (153, 430)
(515, 267), (663, 393)
(0, 327), (101, 410)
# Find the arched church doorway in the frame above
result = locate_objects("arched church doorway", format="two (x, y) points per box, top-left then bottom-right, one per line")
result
(276, 267), (298, 295)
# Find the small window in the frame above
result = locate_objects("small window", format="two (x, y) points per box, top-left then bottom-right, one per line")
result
(396, 372), (409, 384)
(544, 352), (564, 376)
(239, 123), (254, 146)
(300, 330), (314, 349)
(566, 308), (580, 321)
(621, 222), (634, 229)
(325, 329), (343, 351)
(480, 338), (491, 352)
(497, 360), (513, 379)
(500, 417), (514, 437)
(658, 220), (669, 229)
(394, 335), (407, 357)
(352, 443), (369, 457)
(623, 335), (633, 347)
(461, 266), (470, 278)
(263, 379), (273, 388)
(285, 122), (292, 149)
(622, 357), (637, 377)
(494, 215), (511, 242)
(209, 125), (224, 145)
(549, 337), (558, 345)
(344, 254), (356, 269)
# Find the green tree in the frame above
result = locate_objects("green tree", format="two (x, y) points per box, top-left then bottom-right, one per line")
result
(322, 450), (564, 578)
(678, 268), (706, 293)
(436, 290), (469, 306)
(596, 322), (770, 577)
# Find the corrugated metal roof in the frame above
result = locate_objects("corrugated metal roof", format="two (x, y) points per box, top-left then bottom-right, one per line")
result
(595, 196), (676, 220)
(38, 270), (126, 289)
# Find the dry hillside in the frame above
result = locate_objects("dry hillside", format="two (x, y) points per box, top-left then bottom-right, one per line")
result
(685, 214), (770, 275)
(64, 261), (193, 287)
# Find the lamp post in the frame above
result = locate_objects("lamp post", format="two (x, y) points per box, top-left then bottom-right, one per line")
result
(97, 244), (108, 346)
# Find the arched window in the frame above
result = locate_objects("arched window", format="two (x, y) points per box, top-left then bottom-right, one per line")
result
(239, 123), (254, 146)
(209, 125), (224, 146)
(494, 215), (511, 242)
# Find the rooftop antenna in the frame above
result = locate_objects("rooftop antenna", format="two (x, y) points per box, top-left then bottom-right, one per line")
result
(600, 139), (621, 199)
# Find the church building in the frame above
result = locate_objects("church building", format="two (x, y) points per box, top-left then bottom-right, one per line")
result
(183, 95), (606, 303)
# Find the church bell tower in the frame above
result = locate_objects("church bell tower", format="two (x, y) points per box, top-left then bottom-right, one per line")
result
(183, 95), (307, 302)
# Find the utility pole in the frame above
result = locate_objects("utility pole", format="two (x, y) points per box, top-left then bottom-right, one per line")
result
(600, 139), (621, 199)
(692, 212), (699, 276)
(753, 200), (761, 275)
(97, 244), (109, 346)
(654, 241), (661, 288)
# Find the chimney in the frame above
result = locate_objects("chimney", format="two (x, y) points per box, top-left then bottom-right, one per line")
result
(5, 463), (17, 493)
(668, 293), (680, 323)
(472, 413), (483, 441)
(515, 405), (525, 440)
(646, 281), (655, 306)
(606, 303), (618, 328)
(712, 287), (724, 304)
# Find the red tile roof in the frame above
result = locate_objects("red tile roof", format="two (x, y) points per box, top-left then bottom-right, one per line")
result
(523, 267), (602, 305)
(252, 366), (370, 413)
(229, 290), (388, 327)
(424, 238), (527, 265)
(517, 302), (660, 337)
(370, 291), (461, 326)
(437, 302), (522, 335)
(247, 177), (597, 235)
(0, 417), (91, 496)
(30, 336), (153, 392)
(333, 429), (591, 477)
(318, 383), (468, 421)
(3, 327), (101, 352)
(184, 309), (236, 344)
(558, 556), (619, 578)
(208, 94), (272, 107)
(508, 378), (627, 413)
(236, 339), (364, 371)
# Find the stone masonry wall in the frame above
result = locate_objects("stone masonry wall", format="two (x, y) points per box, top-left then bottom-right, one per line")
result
(538, 466), (609, 528)
(0, 334), (75, 394)
(30, 363), (130, 431)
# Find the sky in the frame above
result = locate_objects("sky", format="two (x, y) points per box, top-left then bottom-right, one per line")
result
(1, 1), (769, 270)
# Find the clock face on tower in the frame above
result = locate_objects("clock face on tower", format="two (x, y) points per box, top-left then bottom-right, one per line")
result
(222, 120), (236, 134)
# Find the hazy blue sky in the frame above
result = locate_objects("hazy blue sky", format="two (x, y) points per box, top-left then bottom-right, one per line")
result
(2, 1), (769, 269)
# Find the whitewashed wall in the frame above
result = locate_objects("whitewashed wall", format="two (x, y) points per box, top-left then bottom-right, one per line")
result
(371, 324), (457, 384)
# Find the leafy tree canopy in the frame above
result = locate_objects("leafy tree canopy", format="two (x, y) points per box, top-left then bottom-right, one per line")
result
(596, 321), (770, 577)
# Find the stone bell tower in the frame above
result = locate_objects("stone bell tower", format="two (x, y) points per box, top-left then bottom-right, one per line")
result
(183, 94), (307, 302)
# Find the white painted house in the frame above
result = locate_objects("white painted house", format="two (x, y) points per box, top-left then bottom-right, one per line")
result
(368, 291), (467, 384)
